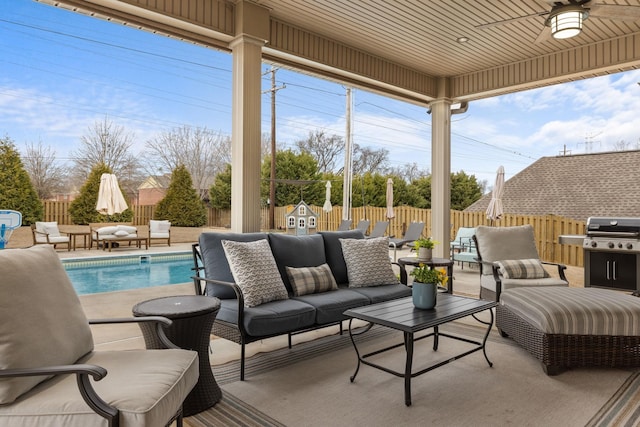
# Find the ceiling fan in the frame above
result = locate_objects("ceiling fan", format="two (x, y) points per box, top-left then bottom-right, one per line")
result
(476, 0), (640, 43)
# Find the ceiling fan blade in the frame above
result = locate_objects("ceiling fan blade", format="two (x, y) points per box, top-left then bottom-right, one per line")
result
(534, 26), (552, 44)
(589, 4), (640, 20)
(475, 11), (548, 29)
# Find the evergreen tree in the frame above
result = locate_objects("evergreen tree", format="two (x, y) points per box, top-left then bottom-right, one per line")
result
(260, 150), (324, 206)
(155, 165), (206, 226)
(209, 164), (232, 209)
(68, 163), (133, 224)
(0, 136), (43, 224)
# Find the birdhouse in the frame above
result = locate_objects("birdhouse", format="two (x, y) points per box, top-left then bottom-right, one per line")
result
(285, 201), (318, 235)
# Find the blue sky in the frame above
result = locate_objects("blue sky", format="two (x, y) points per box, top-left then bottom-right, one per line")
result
(2, 0), (640, 189)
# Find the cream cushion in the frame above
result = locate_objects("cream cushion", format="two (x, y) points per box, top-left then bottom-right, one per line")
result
(150, 220), (171, 238)
(0, 246), (94, 404)
(34, 222), (69, 244)
(475, 225), (540, 276)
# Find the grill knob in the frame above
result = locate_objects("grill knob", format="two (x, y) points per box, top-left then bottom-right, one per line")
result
(627, 243), (634, 250)
(608, 242), (615, 249)
(591, 241), (598, 248)
(618, 243), (623, 249)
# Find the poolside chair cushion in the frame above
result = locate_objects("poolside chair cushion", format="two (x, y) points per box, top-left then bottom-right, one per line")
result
(222, 239), (289, 308)
(286, 263), (338, 296)
(150, 220), (171, 237)
(0, 246), (93, 404)
(35, 221), (61, 237)
(496, 259), (550, 279)
(340, 237), (399, 287)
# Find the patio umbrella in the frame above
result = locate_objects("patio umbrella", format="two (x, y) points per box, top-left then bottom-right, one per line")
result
(385, 178), (395, 220)
(323, 181), (332, 229)
(486, 166), (505, 224)
(96, 173), (128, 215)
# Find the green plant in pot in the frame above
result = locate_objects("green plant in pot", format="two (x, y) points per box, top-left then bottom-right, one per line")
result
(413, 237), (438, 261)
(410, 265), (448, 309)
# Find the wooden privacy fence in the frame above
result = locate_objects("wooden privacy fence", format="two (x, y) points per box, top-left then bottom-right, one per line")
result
(41, 201), (586, 267)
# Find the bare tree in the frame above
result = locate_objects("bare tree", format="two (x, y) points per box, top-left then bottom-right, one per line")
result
(71, 117), (142, 194)
(295, 130), (345, 173)
(352, 143), (389, 175)
(22, 141), (68, 200)
(389, 162), (429, 183)
(144, 125), (231, 199)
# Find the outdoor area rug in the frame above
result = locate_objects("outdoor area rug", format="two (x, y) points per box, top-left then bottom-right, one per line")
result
(187, 322), (640, 427)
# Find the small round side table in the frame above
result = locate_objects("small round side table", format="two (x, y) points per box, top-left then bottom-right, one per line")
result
(132, 295), (221, 417)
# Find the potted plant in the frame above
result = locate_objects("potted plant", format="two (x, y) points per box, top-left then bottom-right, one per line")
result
(409, 265), (448, 309)
(413, 237), (438, 261)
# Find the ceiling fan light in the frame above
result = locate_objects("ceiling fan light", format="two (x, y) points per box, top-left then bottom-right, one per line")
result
(548, 7), (586, 39)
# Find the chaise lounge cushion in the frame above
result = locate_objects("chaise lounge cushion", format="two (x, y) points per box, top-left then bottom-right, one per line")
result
(222, 239), (289, 307)
(0, 246), (94, 404)
(199, 232), (268, 299)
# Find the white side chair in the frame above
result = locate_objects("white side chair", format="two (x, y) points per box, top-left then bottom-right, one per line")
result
(149, 220), (171, 246)
(31, 221), (70, 249)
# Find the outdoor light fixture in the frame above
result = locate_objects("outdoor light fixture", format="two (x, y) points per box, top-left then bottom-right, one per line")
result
(546, 4), (588, 39)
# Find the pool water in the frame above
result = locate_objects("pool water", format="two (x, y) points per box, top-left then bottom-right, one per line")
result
(63, 253), (195, 295)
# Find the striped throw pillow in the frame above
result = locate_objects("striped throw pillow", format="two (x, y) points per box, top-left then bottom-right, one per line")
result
(496, 259), (549, 279)
(286, 263), (338, 296)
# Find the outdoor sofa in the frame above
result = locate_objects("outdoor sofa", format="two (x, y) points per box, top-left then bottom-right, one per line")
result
(192, 230), (411, 380)
(89, 222), (141, 250)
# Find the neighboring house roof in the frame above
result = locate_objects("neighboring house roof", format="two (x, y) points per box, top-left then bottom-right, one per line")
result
(465, 150), (640, 222)
(138, 174), (172, 190)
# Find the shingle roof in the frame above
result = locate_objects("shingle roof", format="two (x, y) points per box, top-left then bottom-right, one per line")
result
(465, 150), (640, 221)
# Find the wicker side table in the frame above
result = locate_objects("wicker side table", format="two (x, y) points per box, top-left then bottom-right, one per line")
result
(132, 295), (221, 417)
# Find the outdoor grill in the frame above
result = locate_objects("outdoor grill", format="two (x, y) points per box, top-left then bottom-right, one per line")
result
(583, 217), (640, 292)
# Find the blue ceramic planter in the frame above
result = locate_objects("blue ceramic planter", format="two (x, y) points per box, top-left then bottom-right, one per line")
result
(412, 281), (437, 309)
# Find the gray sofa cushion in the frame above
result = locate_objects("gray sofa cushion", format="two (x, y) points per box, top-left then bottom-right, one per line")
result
(293, 289), (369, 324)
(199, 232), (268, 299)
(350, 284), (412, 304)
(217, 298), (316, 337)
(268, 233), (326, 293)
(318, 230), (365, 285)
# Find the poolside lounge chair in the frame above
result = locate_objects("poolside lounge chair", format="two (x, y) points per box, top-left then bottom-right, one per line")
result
(30, 221), (70, 249)
(388, 221), (425, 260)
(0, 245), (199, 427)
(149, 219), (171, 246)
(355, 219), (370, 234)
(366, 221), (388, 239)
(337, 219), (352, 231)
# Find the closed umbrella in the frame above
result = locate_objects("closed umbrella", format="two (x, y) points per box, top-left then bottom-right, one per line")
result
(323, 181), (332, 229)
(486, 166), (505, 224)
(96, 173), (128, 216)
(385, 178), (395, 220)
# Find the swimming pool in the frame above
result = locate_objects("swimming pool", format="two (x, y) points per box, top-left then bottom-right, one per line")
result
(63, 252), (196, 295)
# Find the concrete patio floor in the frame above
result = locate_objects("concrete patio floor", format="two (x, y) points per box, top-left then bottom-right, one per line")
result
(62, 242), (584, 365)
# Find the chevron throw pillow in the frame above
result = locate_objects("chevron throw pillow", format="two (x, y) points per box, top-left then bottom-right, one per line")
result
(222, 239), (289, 307)
(340, 237), (399, 287)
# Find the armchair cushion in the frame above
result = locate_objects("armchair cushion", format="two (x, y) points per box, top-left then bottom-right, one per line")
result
(222, 239), (289, 307)
(475, 225), (540, 275)
(340, 237), (399, 287)
(496, 259), (550, 279)
(0, 246), (93, 404)
(35, 221), (61, 237)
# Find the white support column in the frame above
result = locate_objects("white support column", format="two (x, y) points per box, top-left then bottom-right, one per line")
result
(229, 1), (269, 232)
(430, 79), (452, 258)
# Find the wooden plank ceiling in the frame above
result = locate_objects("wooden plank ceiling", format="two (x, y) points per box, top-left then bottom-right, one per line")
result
(39, 0), (640, 103)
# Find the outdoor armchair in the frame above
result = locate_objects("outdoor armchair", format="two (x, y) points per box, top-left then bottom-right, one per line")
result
(0, 246), (199, 427)
(31, 221), (70, 249)
(473, 225), (568, 301)
(149, 219), (171, 246)
(450, 227), (476, 255)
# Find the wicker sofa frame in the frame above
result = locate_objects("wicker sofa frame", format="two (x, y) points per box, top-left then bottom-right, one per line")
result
(496, 303), (640, 375)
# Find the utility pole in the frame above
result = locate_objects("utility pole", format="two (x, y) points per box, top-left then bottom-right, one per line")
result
(342, 87), (354, 221)
(262, 67), (285, 230)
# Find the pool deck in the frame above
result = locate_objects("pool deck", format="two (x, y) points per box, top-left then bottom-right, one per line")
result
(60, 242), (583, 365)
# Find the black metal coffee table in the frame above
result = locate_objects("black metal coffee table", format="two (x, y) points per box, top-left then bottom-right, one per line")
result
(344, 294), (497, 406)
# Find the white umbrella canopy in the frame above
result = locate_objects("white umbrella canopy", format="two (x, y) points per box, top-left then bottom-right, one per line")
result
(322, 181), (332, 213)
(385, 178), (395, 220)
(486, 166), (505, 223)
(96, 173), (128, 215)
